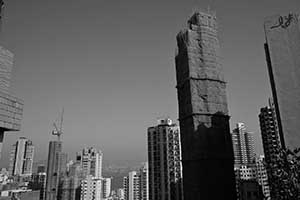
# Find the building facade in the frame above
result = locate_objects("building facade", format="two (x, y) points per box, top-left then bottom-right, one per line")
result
(255, 156), (270, 200)
(231, 123), (255, 166)
(102, 177), (111, 199)
(231, 123), (269, 199)
(235, 165), (256, 181)
(0, 1), (23, 159)
(30, 172), (46, 200)
(76, 147), (103, 178)
(60, 162), (83, 200)
(117, 188), (125, 200)
(259, 99), (281, 164)
(175, 11), (236, 199)
(0, 47), (23, 159)
(8, 137), (34, 177)
(238, 180), (264, 200)
(80, 175), (102, 200)
(147, 119), (182, 200)
(123, 171), (140, 200)
(264, 13), (300, 149)
(259, 99), (281, 200)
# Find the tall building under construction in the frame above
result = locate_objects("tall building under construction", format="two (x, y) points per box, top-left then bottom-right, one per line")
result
(45, 141), (63, 200)
(175, 11), (236, 199)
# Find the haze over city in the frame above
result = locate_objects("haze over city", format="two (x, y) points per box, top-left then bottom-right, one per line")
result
(1, 0), (300, 168)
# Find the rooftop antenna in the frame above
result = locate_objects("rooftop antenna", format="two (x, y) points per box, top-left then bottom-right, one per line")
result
(52, 108), (64, 141)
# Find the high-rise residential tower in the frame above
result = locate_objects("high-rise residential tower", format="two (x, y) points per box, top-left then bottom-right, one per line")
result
(264, 13), (300, 149)
(122, 163), (148, 200)
(8, 137), (34, 177)
(147, 119), (183, 200)
(259, 99), (281, 199)
(231, 123), (255, 166)
(76, 147), (103, 178)
(123, 171), (140, 200)
(231, 123), (256, 199)
(175, 11), (236, 199)
(259, 99), (281, 164)
(80, 175), (102, 200)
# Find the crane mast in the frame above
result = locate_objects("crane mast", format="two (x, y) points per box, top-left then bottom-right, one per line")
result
(52, 108), (64, 141)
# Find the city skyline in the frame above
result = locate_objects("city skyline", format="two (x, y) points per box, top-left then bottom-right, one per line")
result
(1, 0), (300, 167)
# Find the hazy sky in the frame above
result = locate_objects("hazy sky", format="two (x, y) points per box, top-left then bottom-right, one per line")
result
(1, 0), (300, 167)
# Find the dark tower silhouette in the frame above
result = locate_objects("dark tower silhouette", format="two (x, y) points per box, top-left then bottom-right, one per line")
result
(175, 11), (237, 199)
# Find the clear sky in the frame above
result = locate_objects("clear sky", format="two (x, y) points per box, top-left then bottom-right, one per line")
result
(1, 0), (300, 167)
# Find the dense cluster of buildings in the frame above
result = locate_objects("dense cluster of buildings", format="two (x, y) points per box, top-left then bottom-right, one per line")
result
(0, 144), (115, 200)
(232, 123), (270, 199)
(0, 0), (300, 199)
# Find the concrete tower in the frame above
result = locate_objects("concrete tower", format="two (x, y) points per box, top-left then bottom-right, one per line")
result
(175, 11), (236, 199)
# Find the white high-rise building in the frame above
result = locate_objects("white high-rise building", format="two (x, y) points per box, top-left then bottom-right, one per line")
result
(8, 137), (34, 176)
(231, 123), (256, 166)
(80, 175), (102, 200)
(102, 177), (112, 199)
(123, 171), (140, 200)
(76, 147), (103, 178)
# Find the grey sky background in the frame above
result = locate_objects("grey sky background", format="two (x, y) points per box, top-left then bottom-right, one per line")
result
(1, 0), (300, 167)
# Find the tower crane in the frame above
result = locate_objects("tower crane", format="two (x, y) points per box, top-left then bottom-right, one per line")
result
(52, 108), (64, 141)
